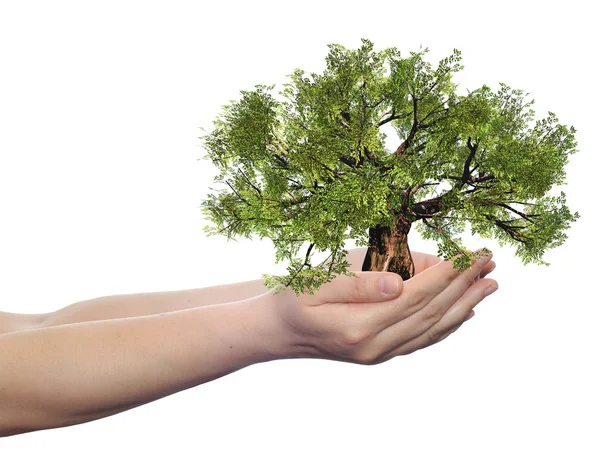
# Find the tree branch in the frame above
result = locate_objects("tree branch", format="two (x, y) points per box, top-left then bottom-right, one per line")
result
(486, 214), (531, 243)
(409, 169), (497, 219)
(500, 200), (537, 206)
(395, 95), (419, 156)
(447, 174), (496, 188)
(495, 202), (535, 223)
(284, 176), (304, 190)
(279, 195), (312, 208)
(369, 98), (387, 110)
(237, 169), (262, 196)
(410, 182), (440, 194)
(307, 155), (337, 179)
(225, 181), (250, 205)
(422, 218), (469, 258)
(377, 111), (409, 127)
(410, 198), (444, 218)
(339, 155), (358, 168)
(419, 100), (448, 124)
(304, 242), (315, 267)
(269, 135), (292, 168)
(462, 137), (478, 183)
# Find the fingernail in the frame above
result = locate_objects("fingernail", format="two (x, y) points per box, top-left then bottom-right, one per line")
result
(380, 275), (399, 295)
(484, 285), (498, 296)
(478, 248), (493, 260)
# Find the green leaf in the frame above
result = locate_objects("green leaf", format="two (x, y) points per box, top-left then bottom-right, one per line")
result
(201, 40), (579, 295)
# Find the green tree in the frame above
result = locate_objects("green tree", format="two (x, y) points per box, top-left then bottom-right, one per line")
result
(201, 39), (579, 295)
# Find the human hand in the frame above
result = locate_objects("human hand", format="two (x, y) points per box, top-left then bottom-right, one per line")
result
(345, 247), (496, 279)
(268, 249), (498, 365)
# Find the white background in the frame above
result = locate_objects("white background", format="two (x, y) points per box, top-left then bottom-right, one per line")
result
(1, 1), (598, 448)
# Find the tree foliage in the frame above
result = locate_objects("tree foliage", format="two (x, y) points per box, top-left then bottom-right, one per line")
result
(201, 39), (579, 295)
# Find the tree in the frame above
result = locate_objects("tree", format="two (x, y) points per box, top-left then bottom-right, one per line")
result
(200, 39), (580, 295)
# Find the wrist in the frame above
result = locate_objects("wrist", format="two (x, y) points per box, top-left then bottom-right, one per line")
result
(253, 290), (316, 361)
(237, 293), (294, 363)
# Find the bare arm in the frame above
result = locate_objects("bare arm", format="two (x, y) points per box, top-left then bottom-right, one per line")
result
(0, 295), (285, 437)
(36, 249), (372, 329)
(0, 249), (497, 437)
(0, 282), (268, 334)
(2, 248), (441, 331)
(0, 312), (47, 335)
(40, 278), (272, 328)
(1, 257), (350, 334)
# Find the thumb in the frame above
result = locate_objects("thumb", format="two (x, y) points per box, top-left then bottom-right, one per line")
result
(314, 271), (404, 304)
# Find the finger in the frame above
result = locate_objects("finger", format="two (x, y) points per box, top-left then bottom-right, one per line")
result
(367, 249), (493, 330)
(408, 321), (466, 357)
(413, 252), (493, 277)
(372, 319), (466, 363)
(375, 278), (495, 360)
(302, 271), (403, 306)
(404, 249), (493, 306)
(362, 250), (491, 333)
(369, 252), (493, 344)
(480, 260), (496, 278)
(392, 319), (465, 359)
(408, 253), (492, 330)
(440, 281), (497, 325)
(473, 260), (496, 282)
(396, 281), (495, 355)
(415, 278), (495, 350)
(411, 251), (442, 275)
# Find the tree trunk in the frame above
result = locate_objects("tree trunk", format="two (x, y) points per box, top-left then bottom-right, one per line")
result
(361, 215), (415, 280)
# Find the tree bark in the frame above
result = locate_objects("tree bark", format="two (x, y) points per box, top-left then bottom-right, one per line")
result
(361, 215), (415, 280)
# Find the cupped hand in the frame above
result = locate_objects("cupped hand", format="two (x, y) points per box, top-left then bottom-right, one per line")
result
(345, 247), (496, 279)
(268, 249), (498, 365)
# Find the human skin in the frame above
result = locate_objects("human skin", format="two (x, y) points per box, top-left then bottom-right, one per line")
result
(0, 248), (497, 436)
(0, 248), (494, 331)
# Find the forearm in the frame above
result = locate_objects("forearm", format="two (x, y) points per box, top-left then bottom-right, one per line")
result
(0, 294), (286, 437)
(39, 247), (368, 329)
(41, 279), (271, 328)
(0, 312), (46, 335)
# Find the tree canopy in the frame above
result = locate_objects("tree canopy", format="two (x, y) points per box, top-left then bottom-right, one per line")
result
(201, 39), (579, 295)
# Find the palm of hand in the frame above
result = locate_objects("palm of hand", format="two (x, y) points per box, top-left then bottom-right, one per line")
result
(346, 248), (496, 279)
(272, 248), (497, 364)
